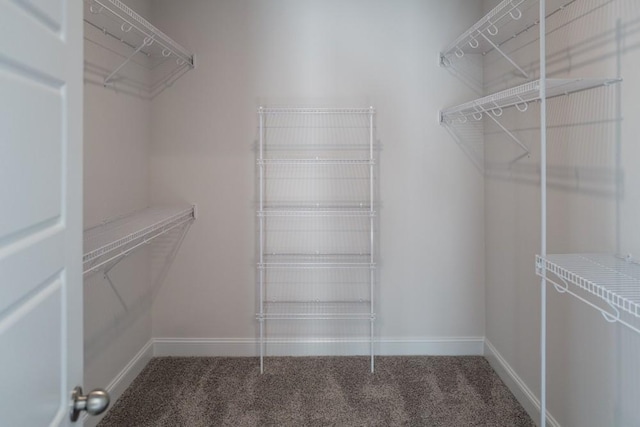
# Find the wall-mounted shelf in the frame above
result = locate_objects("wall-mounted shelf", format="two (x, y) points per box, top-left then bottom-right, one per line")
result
(84, 0), (195, 95)
(536, 254), (640, 333)
(441, 78), (621, 122)
(440, 78), (621, 155)
(83, 204), (196, 275)
(440, 0), (577, 78)
(440, 0), (533, 77)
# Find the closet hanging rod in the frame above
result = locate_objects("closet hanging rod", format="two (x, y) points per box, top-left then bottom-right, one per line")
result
(492, 0), (579, 52)
(84, 18), (147, 55)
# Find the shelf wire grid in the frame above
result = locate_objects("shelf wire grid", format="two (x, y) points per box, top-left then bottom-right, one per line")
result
(91, 0), (194, 64)
(258, 159), (374, 165)
(83, 205), (195, 269)
(259, 253), (376, 270)
(441, 0), (529, 59)
(258, 301), (374, 321)
(259, 207), (375, 217)
(537, 254), (640, 321)
(441, 78), (622, 121)
(260, 108), (374, 115)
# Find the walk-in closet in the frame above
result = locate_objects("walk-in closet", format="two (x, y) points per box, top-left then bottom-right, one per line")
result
(1, 0), (639, 426)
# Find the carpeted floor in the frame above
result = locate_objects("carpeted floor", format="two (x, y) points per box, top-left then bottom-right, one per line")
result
(98, 356), (534, 426)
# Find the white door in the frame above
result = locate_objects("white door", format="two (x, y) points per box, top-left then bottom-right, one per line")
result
(0, 1), (84, 426)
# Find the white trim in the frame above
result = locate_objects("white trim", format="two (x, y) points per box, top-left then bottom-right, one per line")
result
(152, 336), (485, 357)
(484, 339), (561, 427)
(83, 339), (154, 427)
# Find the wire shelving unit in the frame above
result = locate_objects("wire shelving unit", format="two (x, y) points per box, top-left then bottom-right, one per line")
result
(83, 204), (196, 275)
(440, 1), (624, 425)
(257, 107), (377, 373)
(84, 0), (195, 95)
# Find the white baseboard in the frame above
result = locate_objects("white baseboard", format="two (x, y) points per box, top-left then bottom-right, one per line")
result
(83, 339), (154, 427)
(152, 336), (485, 357)
(484, 339), (561, 427)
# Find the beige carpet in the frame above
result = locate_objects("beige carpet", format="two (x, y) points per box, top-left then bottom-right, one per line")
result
(98, 356), (534, 426)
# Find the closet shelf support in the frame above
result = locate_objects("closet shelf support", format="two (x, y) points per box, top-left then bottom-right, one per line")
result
(483, 108), (530, 154)
(104, 35), (154, 86)
(477, 30), (529, 78)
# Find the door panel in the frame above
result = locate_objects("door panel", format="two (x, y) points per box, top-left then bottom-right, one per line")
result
(0, 228), (64, 315)
(12, 0), (64, 31)
(0, 1), (83, 426)
(0, 278), (62, 426)
(0, 70), (63, 238)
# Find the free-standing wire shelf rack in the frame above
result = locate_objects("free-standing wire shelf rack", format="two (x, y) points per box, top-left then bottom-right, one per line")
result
(257, 107), (377, 373)
(84, 0), (195, 95)
(536, 254), (640, 334)
(83, 204), (196, 275)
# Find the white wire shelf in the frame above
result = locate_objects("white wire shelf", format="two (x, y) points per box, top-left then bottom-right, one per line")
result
(441, 0), (528, 62)
(258, 301), (374, 320)
(536, 254), (640, 332)
(441, 78), (622, 122)
(83, 204), (195, 275)
(258, 207), (375, 217)
(440, 0), (576, 77)
(258, 159), (374, 166)
(259, 254), (375, 270)
(84, 0), (194, 90)
(259, 108), (374, 115)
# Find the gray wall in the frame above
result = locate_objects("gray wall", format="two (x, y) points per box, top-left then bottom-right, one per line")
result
(148, 0), (487, 351)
